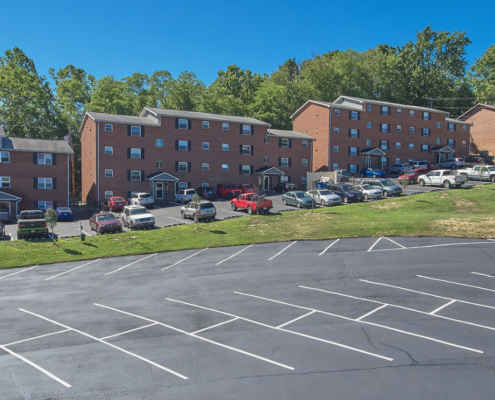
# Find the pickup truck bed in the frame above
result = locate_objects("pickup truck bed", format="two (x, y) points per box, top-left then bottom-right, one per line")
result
(17, 210), (48, 239)
(459, 165), (495, 182)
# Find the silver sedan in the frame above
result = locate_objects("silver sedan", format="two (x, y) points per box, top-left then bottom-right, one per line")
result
(305, 189), (342, 206)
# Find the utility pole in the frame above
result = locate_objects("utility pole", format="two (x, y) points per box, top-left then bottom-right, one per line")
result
(67, 126), (76, 198)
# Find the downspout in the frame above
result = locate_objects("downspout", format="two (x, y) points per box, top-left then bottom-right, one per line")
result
(328, 107), (333, 172)
(67, 154), (69, 206)
(310, 140), (314, 172)
(97, 122), (100, 205)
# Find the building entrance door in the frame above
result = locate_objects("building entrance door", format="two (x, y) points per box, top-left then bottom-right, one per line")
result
(156, 182), (164, 199)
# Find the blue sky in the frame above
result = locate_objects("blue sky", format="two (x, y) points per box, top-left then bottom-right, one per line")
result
(1, 0), (493, 85)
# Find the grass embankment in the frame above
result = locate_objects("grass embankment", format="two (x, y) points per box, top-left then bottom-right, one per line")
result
(1, 186), (494, 269)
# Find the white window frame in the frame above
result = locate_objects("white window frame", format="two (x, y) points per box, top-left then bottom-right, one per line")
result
(397, 108), (402, 115)
(463, 125), (467, 131)
(104, 191), (113, 199)
(105, 146), (113, 155)
(280, 138), (289, 148)
(302, 140), (308, 147)
(222, 144), (229, 151)
(178, 182), (188, 189)
(409, 127), (414, 133)
(349, 164), (357, 173)
(178, 119), (188, 130)
(423, 112), (430, 120)
(0, 176), (10, 188)
(202, 183), (209, 187)
(421, 145), (429, 153)
(367, 122), (372, 129)
(333, 127), (339, 134)
(448, 123), (455, 131)
(105, 124), (113, 132)
(222, 164), (229, 172)
(350, 111), (358, 120)
(301, 177), (307, 184)
(409, 144), (414, 150)
(130, 170), (141, 181)
(242, 125), (252, 135)
(334, 109), (339, 116)
(410, 110), (415, 117)
(263, 156), (269, 164)
(437, 122), (441, 129)
(350, 129), (358, 138)
(396, 158), (401, 164)
(349, 147), (358, 156)
(130, 126), (142, 137)
(222, 123), (229, 131)
(422, 128), (429, 136)
(202, 121), (209, 129)
(367, 105), (372, 111)
(178, 162), (188, 173)
(202, 142), (209, 150)
(131, 148), (141, 159)
(241, 165), (251, 175)
(38, 178), (53, 189)
(382, 106), (389, 115)
(366, 139), (372, 146)
(242, 145), (252, 155)
(38, 201), (53, 210)
(333, 146), (339, 152)
(156, 139), (163, 147)
(448, 139), (454, 147)
(202, 163), (209, 171)
(37, 153), (52, 165)
(302, 159), (308, 166)
(462, 141), (467, 147)
(178, 141), (188, 151)
(380, 141), (387, 150)
(436, 138), (441, 144)
(397, 125), (402, 132)
(332, 163), (339, 170)
(396, 142), (401, 149)
(264, 137), (270, 144)
(105, 169), (113, 178)
(0, 151), (9, 163)
(380, 124), (388, 132)
(156, 161), (163, 169)
(281, 158), (289, 167)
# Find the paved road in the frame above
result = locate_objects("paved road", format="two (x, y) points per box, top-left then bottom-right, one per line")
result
(1, 236), (495, 399)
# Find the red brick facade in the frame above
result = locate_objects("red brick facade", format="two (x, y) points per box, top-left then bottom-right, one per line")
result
(293, 98), (471, 173)
(458, 104), (495, 156)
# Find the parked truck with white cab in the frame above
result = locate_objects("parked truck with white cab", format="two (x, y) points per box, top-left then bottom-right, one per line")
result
(459, 165), (495, 183)
(418, 170), (467, 189)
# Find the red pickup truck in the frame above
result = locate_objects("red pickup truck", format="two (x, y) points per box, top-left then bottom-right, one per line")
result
(217, 184), (241, 199)
(231, 194), (273, 215)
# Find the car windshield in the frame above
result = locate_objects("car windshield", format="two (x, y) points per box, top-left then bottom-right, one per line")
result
(130, 208), (148, 215)
(381, 180), (395, 186)
(242, 184), (254, 188)
(227, 185), (237, 189)
(199, 203), (215, 209)
(340, 186), (352, 191)
(97, 214), (116, 221)
(362, 185), (375, 190)
(58, 208), (71, 212)
(112, 197), (125, 202)
(20, 212), (44, 219)
(294, 192), (310, 198)
(186, 190), (195, 195)
(319, 190), (333, 195)
(139, 193), (152, 198)
(488, 167), (495, 171)
(203, 187), (214, 191)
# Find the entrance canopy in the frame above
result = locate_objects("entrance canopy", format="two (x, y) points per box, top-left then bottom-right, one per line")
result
(146, 172), (179, 182)
(256, 166), (285, 192)
(360, 148), (386, 169)
(256, 166), (285, 176)
(0, 191), (21, 202)
(431, 145), (455, 154)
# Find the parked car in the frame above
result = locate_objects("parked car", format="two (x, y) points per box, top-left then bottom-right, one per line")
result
(195, 186), (217, 201)
(386, 163), (412, 175)
(440, 157), (465, 170)
(360, 168), (386, 178)
(0, 208), (10, 223)
(459, 165), (495, 182)
(120, 205), (155, 230)
(231, 193), (273, 214)
(282, 191), (314, 208)
(105, 196), (128, 212)
(0, 221), (5, 240)
(327, 184), (364, 203)
(181, 201), (217, 222)
(398, 168), (431, 184)
(89, 212), (122, 234)
(410, 160), (438, 170)
(16, 210), (48, 240)
(274, 182), (297, 193)
(305, 189), (342, 206)
(465, 156), (484, 164)
(353, 184), (383, 201)
(56, 207), (74, 221)
(357, 179), (402, 197)
(129, 192), (154, 208)
(216, 184), (241, 199)
(336, 170), (351, 182)
(238, 183), (258, 194)
(418, 170), (467, 189)
(175, 188), (197, 204)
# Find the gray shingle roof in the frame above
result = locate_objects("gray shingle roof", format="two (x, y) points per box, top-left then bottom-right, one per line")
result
(0, 125), (5, 137)
(335, 96), (450, 115)
(143, 107), (271, 126)
(1, 137), (73, 153)
(445, 118), (473, 126)
(86, 112), (160, 126)
(268, 129), (315, 140)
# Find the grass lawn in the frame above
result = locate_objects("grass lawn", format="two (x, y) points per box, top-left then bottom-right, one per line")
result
(1, 186), (494, 269)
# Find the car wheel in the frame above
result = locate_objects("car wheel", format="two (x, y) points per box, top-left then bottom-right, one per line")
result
(343, 197), (348, 204)
(296, 202), (301, 208)
(181, 198), (185, 204)
(451, 164), (457, 170)
(386, 169), (391, 174)
(364, 194), (369, 201)
(231, 202), (237, 211)
(248, 206), (253, 215)
(17, 232), (22, 240)
(383, 191), (389, 197)
(399, 170), (403, 175)
(444, 181), (451, 189)
(181, 211), (185, 219)
(97, 227), (101, 235)
(283, 199), (287, 205)
(409, 178), (415, 185)
(320, 200), (325, 206)
(419, 179), (425, 187)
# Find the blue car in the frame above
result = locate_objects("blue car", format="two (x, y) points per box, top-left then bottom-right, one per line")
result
(360, 168), (386, 178)
(56, 207), (74, 221)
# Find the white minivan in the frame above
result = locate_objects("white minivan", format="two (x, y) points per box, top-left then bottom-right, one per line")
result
(175, 189), (197, 204)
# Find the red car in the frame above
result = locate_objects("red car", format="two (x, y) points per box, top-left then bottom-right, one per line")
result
(216, 184), (241, 199)
(106, 196), (128, 212)
(89, 212), (123, 234)
(238, 183), (257, 194)
(398, 168), (430, 184)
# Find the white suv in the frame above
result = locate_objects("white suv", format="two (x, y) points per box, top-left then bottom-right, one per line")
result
(175, 189), (197, 204)
(129, 192), (154, 208)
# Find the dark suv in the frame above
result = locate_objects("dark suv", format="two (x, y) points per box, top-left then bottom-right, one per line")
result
(327, 184), (363, 204)
(196, 186), (217, 201)
(274, 182), (297, 193)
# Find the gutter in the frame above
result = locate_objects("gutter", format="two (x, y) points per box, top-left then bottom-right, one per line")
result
(97, 122), (100, 204)
(67, 154), (69, 207)
(329, 107), (333, 171)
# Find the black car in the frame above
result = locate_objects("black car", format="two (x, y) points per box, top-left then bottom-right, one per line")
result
(327, 184), (363, 203)
(274, 182), (297, 193)
(0, 221), (5, 240)
(196, 186), (217, 200)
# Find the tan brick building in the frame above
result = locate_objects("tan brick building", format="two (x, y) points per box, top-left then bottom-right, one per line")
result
(80, 109), (314, 204)
(458, 104), (495, 157)
(292, 96), (472, 174)
(0, 126), (73, 220)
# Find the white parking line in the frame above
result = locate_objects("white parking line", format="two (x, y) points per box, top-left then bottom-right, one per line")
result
(95, 303), (294, 370)
(81, 230), (93, 236)
(277, 311), (316, 329)
(216, 245), (253, 265)
(430, 300), (456, 315)
(162, 248), (208, 271)
(369, 241), (495, 252)
(268, 242), (297, 261)
(19, 308), (188, 380)
(169, 217), (191, 224)
(417, 275), (495, 293)
(382, 237), (406, 248)
(167, 297), (393, 361)
(2, 329), (71, 347)
(192, 317), (239, 335)
(0, 265), (38, 280)
(0, 343), (71, 387)
(472, 272), (495, 278)
(367, 237), (383, 252)
(45, 259), (101, 280)
(100, 323), (157, 340)
(318, 239), (339, 256)
(355, 304), (388, 321)
(235, 291), (482, 354)
(105, 253), (158, 276)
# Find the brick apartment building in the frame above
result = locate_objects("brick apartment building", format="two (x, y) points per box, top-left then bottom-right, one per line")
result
(292, 96), (472, 174)
(80, 108), (314, 204)
(458, 103), (495, 157)
(0, 126), (73, 220)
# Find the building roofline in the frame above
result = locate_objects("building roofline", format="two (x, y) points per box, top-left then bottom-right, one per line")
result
(457, 103), (495, 120)
(290, 100), (362, 120)
(445, 118), (474, 126)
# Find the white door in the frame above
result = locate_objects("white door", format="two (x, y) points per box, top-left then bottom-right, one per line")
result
(156, 182), (164, 199)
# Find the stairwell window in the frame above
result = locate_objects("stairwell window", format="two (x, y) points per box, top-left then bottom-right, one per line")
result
(105, 124), (113, 132)
(366, 139), (371, 146)
(333, 127), (339, 134)
(302, 159), (308, 166)
(105, 147), (113, 155)
(0, 151), (9, 163)
(222, 123), (229, 131)
(263, 156), (269, 164)
(105, 169), (113, 178)
(202, 121), (209, 129)
(437, 122), (441, 129)
(367, 122), (372, 129)
(0, 177), (10, 188)
(222, 164), (229, 172)
(202, 163), (209, 171)
(156, 161), (163, 169)
(156, 139), (163, 147)
(333, 146), (339, 152)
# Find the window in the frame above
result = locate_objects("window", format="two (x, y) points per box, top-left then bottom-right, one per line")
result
(366, 139), (371, 146)
(437, 122), (441, 129)
(462, 141), (467, 147)
(202, 163), (209, 171)
(38, 201), (53, 210)
(380, 156), (387, 165)
(202, 142), (209, 150)
(302, 140), (308, 147)
(156, 161), (163, 169)
(301, 177), (307, 184)
(37, 153), (52, 165)
(349, 147), (358, 156)
(333, 146), (339, 152)
(38, 178), (53, 189)
(422, 128), (429, 137)
(202, 121), (209, 129)
(280, 138), (289, 148)
(350, 129), (358, 138)
(409, 144), (414, 150)
(421, 145), (429, 153)
(242, 125), (251, 135)
(178, 162), (188, 172)
(222, 144), (229, 151)
(156, 139), (163, 147)
(105, 124), (113, 132)
(263, 156), (269, 164)
(396, 158), (401, 164)
(104, 191), (113, 199)
(130, 171), (141, 181)
(242, 145), (252, 155)
(334, 109), (339, 116)
(397, 125), (402, 132)
(448, 123), (455, 131)
(422, 112), (430, 120)
(380, 141), (387, 150)
(349, 164), (357, 173)
(381, 106), (389, 115)
(131, 148), (141, 159)
(281, 158), (289, 167)
(202, 183), (209, 187)
(104, 146), (113, 155)
(131, 126), (141, 136)
(397, 108), (402, 115)
(222, 123), (229, 131)
(448, 139), (454, 147)
(410, 110), (415, 117)
(367, 122), (372, 129)
(264, 137), (270, 144)
(241, 165), (251, 175)
(380, 124), (388, 132)
(436, 138), (441, 145)
(222, 164), (229, 172)
(178, 141), (188, 151)
(0, 151), (9, 163)
(332, 163), (338, 170)
(350, 111), (359, 120)
(178, 119), (188, 129)
(367, 105), (372, 111)
(302, 159), (308, 166)
(0, 177), (10, 188)
(409, 127), (414, 133)
(178, 182), (188, 189)
(463, 125), (467, 131)
(333, 127), (339, 134)
(105, 169), (113, 178)
(396, 142), (401, 149)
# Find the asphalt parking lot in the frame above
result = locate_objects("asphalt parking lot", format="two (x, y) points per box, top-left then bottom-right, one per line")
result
(1, 236), (495, 399)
